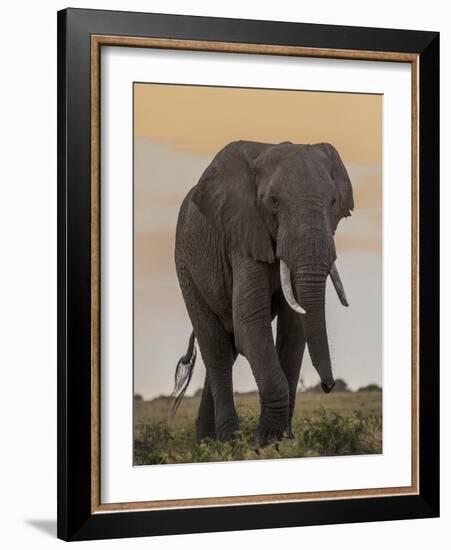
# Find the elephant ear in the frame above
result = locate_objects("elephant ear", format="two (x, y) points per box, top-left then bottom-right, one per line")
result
(317, 143), (354, 230)
(192, 142), (275, 263)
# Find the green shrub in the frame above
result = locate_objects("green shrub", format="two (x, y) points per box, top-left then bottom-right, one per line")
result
(298, 408), (381, 456)
(133, 406), (382, 466)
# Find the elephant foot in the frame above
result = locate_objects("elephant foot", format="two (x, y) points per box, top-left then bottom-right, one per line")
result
(256, 417), (288, 447)
(195, 419), (216, 443)
(255, 401), (290, 446)
(196, 416), (239, 443)
(216, 416), (240, 442)
(285, 418), (296, 439)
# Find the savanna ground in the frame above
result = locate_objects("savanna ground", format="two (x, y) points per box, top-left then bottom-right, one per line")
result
(134, 389), (382, 465)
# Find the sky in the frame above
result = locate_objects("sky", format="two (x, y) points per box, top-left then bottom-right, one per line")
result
(133, 83), (382, 400)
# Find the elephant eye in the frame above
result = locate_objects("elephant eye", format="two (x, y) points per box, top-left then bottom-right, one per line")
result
(270, 196), (279, 208)
(331, 197), (337, 207)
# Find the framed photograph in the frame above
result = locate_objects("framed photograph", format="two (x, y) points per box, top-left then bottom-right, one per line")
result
(57, 8), (439, 541)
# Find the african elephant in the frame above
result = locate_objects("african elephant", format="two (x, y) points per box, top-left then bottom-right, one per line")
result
(172, 140), (353, 446)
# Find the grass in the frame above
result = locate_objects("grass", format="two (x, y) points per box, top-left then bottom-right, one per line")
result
(134, 391), (382, 465)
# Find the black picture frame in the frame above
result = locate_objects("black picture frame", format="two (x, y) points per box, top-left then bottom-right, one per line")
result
(57, 7), (439, 541)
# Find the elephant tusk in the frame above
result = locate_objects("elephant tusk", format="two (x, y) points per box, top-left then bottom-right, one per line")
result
(330, 263), (349, 307)
(280, 260), (306, 315)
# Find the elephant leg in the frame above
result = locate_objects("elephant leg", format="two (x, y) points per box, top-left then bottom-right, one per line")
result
(232, 261), (289, 446)
(276, 294), (306, 438)
(195, 374), (216, 441)
(200, 331), (238, 442)
(177, 264), (238, 442)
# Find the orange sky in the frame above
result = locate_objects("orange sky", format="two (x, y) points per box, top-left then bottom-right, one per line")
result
(135, 83), (381, 164)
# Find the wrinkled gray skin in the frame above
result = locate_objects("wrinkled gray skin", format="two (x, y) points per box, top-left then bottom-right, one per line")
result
(175, 140), (353, 446)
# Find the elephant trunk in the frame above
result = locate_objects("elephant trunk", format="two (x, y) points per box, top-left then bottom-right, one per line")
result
(278, 217), (349, 392)
(294, 269), (335, 392)
(281, 260), (348, 313)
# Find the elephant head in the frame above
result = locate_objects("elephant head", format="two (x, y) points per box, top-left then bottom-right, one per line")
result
(192, 140), (353, 393)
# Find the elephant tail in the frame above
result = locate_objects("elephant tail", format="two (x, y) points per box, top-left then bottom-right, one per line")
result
(170, 331), (197, 417)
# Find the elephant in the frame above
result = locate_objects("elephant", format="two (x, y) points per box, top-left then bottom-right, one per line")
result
(172, 140), (353, 446)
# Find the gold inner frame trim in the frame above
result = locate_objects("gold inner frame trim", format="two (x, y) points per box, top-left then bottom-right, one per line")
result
(90, 34), (420, 514)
